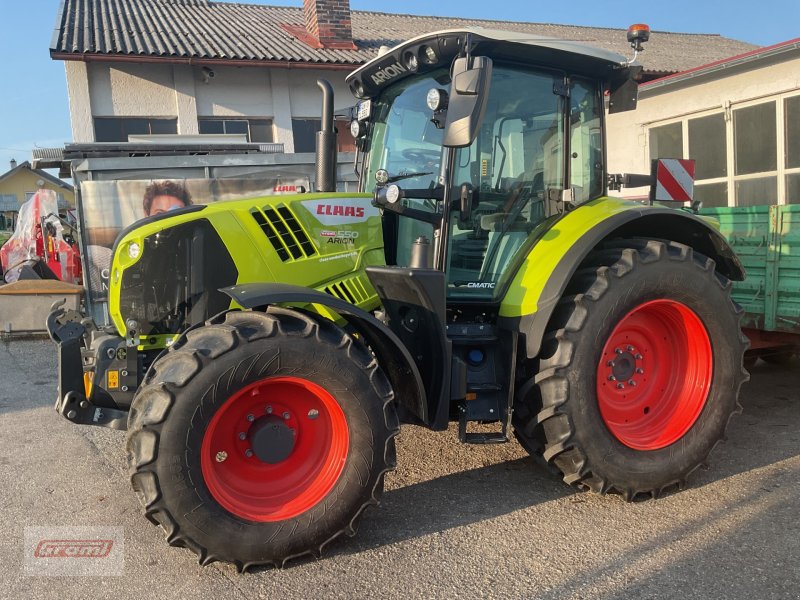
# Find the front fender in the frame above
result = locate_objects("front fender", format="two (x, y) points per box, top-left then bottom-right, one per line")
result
(221, 282), (428, 424)
(499, 198), (745, 359)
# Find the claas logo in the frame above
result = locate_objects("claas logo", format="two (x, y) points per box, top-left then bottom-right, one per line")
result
(303, 198), (378, 225)
(316, 205), (365, 218)
(272, 185), (306, 194)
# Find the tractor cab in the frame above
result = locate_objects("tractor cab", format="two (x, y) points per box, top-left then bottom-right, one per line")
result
(344, 28), (643, 437)
(349, 29), (636, 278)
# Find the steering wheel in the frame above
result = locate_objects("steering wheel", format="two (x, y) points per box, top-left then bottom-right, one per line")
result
(402, 149), (440, 164)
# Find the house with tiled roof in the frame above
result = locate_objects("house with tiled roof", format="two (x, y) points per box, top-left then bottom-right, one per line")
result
(50, 0), (758, 153)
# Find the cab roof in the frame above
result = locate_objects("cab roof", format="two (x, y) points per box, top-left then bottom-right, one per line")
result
(347, 27), (635, 98)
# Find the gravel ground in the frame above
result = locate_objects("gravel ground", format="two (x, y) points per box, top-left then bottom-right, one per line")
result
(0, 338), (798, 599)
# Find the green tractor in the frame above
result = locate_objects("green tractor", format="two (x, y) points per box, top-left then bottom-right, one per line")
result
(48, 27), (749, 569)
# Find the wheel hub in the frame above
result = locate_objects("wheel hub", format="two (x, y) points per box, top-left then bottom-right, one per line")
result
(248, 416), (295, 464)
(610, 350), (638, 382)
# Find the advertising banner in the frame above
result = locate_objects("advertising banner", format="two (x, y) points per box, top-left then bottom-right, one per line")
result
(80, 176), (308, 304)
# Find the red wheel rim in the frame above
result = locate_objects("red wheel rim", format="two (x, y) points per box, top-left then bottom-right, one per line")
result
(596, 299), (713, 450)
(200, 377), (349, 521)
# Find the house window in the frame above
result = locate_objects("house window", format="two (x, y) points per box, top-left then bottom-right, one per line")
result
(649, 122), (682, 160)
(688, 113), (727, 207)
(292, 118), (320, 153)
(94, 117), (178, 142)
(786, 96), (800, 203)
(693, 182), (728, 208)
(734, 103), (777, 175)
(198, 118), (274, 143)
(291, 118), (356, 153)
(648, 93), (800, 207)
(787, 174), (800, 204)
(733, 102), (777, 205)
(788, 96), (800, 169)
(689, 114), (726, 179)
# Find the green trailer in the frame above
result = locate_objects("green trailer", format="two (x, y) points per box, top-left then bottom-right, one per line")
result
(701, 205), (800, 361)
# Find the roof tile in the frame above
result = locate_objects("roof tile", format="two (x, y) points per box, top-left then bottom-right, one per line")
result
(51, 0), (759, 74)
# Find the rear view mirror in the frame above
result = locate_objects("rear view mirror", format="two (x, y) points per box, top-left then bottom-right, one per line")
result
(443, 56), (493, 148)
(650, 158), (696, 203)
(608, 64), (642, 114)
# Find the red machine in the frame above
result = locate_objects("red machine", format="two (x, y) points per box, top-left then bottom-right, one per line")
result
(0, 189), (81, 284)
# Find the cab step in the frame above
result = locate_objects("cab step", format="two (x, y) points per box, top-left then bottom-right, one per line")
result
(457, 403), (508, 444)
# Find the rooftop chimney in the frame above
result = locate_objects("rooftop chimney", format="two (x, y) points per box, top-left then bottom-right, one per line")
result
(303, 0), (356, 49)
(10, 158), (17, 169)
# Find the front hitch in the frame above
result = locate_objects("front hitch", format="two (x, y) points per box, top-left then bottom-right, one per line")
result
(56, 391), (128, 430)
(47, 299), (128, 431)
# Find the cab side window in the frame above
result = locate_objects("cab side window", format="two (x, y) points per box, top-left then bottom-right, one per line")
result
(569, 79), (603, 204)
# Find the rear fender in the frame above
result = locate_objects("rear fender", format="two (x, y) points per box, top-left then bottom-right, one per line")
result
(499, 198), (745, 359)
(221, 283), (428, 424)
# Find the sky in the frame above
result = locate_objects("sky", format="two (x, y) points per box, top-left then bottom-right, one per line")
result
(0, 0), (798, 176)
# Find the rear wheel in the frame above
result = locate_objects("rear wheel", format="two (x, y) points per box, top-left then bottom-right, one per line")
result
(514, 239), (749, 499)
(126, 307), (399, 569)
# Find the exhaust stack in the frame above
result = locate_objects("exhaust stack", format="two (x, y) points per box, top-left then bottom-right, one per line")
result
(315, 79), (337, 192)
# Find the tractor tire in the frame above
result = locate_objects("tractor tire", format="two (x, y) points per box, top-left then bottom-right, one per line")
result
(126, 307), (399, 570)
(513, 239), (749, 499)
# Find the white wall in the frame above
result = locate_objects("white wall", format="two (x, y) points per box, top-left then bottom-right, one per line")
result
(88, 62), (177, 117)
(63, 60), (354, 151)
(194, 65), (274, 117)
(65, 62), (93, 143)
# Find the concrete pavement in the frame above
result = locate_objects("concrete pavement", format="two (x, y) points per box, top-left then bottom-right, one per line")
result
(1, 338), (797, 599)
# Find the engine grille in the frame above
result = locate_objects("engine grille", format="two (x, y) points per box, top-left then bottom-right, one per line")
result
(251, 204), (318, 262)
(323, 275), (372, 305)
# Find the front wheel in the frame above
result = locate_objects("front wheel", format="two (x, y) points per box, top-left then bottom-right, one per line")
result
(126, 308), (399, 569)
(514, 239), (749, 499)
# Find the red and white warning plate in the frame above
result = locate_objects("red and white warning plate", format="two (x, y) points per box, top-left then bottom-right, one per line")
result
(653, 158), (696, 202)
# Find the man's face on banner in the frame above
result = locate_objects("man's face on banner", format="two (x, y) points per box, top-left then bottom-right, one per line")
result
(148, 194), (187, 216)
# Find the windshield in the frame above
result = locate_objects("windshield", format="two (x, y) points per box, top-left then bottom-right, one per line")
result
(364, 70), (448, 191)
(364, 70), (450, 266)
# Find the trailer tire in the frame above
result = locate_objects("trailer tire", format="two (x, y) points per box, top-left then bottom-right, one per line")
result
(513, 239), (749, 499)
(126, 307), (399, 570)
